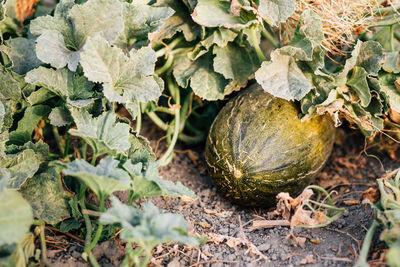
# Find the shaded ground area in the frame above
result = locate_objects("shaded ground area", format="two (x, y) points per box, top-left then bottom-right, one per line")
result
(45, 125), (398, 266)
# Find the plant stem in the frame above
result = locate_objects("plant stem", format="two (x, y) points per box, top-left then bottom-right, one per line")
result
(91, 154), (97, 166)
(370, 17), (400, 27)
(84, 199), (105, 252)
(64, 126), (70, 158)
(158, 78), (181, 166)
(87, 252), (100, 267)
(138, 249), (152, 267)
(155, 106), (175, 115)
(52, 126), (64, 156)
(146, 111), (169, 131)
(354, 221), (378, 267)
(390, 24), (395, 52)
(261, 27), (279, 48)
(249, 27), (267, 62)
(79, 198), (93, 246)
(155, 36), (184, 58)
(155, 54), (174, 75)
(32, 221), (52, 267)
(136, 105), (142, 134)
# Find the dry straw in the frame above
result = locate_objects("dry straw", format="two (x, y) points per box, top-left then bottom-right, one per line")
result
(284, 0), (400, 54)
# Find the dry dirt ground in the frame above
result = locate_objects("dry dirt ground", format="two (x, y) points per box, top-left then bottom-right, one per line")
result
(45, 125), (398, 267)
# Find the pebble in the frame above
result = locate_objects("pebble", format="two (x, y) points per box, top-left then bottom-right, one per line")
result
(257, 243), (271, 252)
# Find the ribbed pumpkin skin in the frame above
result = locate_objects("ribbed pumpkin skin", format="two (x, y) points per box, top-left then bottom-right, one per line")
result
(205, 84), (335, 207)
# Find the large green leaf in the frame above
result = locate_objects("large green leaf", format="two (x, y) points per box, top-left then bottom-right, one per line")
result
(336, 41), (384, 85)
(213, 43), (257, 87)
(258, 0), (294, 26)
(192, 0), (257, 28)
(383, 52), (400, 74)
(8, 105), (51, 145)
(1, 38), (42, 75)
(150, 0), (203, 42)
(279, 10), (323, 61)
(0, 67), (24, 101)
(25, 67), (94, 107)
(59, 158), (131, 200)
(0, 141), (49, 189)
(346, 66), (372, 107)
(255, 50), (313, 101)
(69, 110), (131, 156)
(115, 2), (174, 49)
(80, 35), (162, 104)
(30, 0), (124, 71)
(100, 198), (198, 250)
(19, 167), (70, 225)
(0, 169), (33, 246)
(173, 53), (230, 100)
(123, 161), (196, 200)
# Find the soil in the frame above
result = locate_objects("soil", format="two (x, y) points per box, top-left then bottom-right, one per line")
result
(44, 122), (399, 267)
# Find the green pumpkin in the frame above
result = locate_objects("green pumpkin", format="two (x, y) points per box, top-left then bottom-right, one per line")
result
(205, 84), (335, 207)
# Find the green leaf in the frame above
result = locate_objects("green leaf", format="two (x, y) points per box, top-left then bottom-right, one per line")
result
(115, 2), (174, 49)
(80, 35), (162, 104)
(173, 53), (230, 100)
(213, 43), (257, 87)
(346, 67), (372, 107)
(381, 84), (400, 113)
(258, 0), (294, 26)
(202, 29), (238, 49)
(68, 0), (124, 48)
(31, 0), (124, 71)
(8, 105), (51, 146)
(100, 197), (199, 250)
(69, 109), (131, 156)
(383, 52), (400, 74)
(1, 38), (42, 75)
(0, 101), (4, 132)
(59, 158), (131, 200)
(0, 67), (23, 101)
(49, 107), (73, 127)
(59, 218), (81, 233)
(35, 30), (81, 71)
(25, 67), (94, 104)
(0, 141), (49, 189)
(0, 170), (33, 246)
(19, 167), (70, 225)
(336, 41), (383, 85)
(255, 50), (313, 101)
(279, 10), (323, 61)
(192, 0), (258, 28)
(124, 161), (196, 200)
(150, 0), (203, 42)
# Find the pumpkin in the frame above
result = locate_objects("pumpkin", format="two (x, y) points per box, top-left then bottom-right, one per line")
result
(205, 84), (335, 207)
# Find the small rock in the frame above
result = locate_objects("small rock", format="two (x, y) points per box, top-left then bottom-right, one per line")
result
(257, 243), (271, 252)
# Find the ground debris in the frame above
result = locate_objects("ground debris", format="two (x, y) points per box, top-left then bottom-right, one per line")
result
(206, 233), (269, 261)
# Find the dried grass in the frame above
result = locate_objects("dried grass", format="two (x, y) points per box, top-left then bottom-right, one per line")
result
(283, 0), (400, 54)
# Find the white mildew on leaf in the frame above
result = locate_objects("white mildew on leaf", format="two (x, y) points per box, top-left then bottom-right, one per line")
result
(80, 35), (162, 104)
(255, 51), (313, 101)
(0, 170), (33, 245)
(1, 38), (42, 75)
(258, 0), (295, 26)
(59, 158), (131, 200)
(69, 109), (131, 156)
